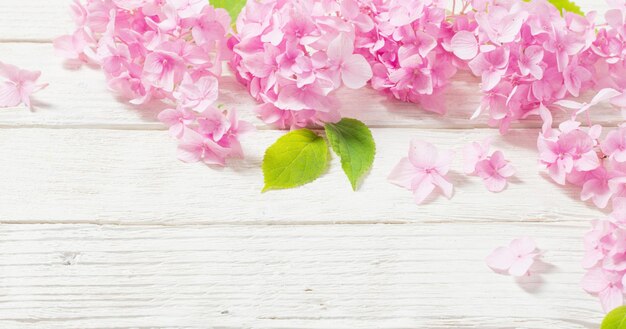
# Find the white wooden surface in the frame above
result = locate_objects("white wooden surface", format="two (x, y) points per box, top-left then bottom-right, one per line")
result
(0, 0), (617, 328)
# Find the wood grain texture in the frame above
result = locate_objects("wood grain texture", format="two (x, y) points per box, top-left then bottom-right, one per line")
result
(0, 127), (607, 224)
(0, 223), (604, 329)
(0, 0), (620, 328)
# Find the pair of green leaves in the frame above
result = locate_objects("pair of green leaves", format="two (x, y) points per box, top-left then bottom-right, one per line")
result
(262, 118), (376, 192)
(603, 306), (626, 329)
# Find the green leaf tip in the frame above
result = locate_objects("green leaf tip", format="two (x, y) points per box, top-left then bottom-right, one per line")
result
(548, 0), (584, 16)
(324, 118), (376, 191)
(262, 129), (329, 192)
(602, 306), (626, 329)
(209, 0), (247, 23)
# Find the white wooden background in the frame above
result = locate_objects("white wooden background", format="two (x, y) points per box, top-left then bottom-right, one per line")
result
(0, 1), (618, 328)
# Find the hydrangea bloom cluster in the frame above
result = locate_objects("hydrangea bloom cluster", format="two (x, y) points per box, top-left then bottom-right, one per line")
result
(229, 0), (373, 129)
(582, 208), (626, 312)
(54, 0), (250, 166)
(447, 0), (601, 133)
(350, 0), (457, 114)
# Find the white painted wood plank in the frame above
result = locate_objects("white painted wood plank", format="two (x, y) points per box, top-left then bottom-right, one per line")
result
(0, 223), (603, 328)
(0, 127), (606, 224)
(0, 41), (622, 130)
(0, 0), (611, 42)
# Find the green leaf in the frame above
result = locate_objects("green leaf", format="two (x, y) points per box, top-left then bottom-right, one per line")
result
(548, 0), (584, 15)
(602, 306), (626, 329)
(262, 129), (329, 192)
(209, 0), (247, 23)
(324, 118), (376, 191)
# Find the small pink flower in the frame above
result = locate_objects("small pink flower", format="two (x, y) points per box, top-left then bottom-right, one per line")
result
(475, 151), (516, 193)
(388, 140), (454, 204)
(602, 126), (626, 162)
(580, 167), (614, 209)
(582, 268), (624, 312)
(326, 33), (373, 89)
(177, 129), (230, 166)
(518, 46), (544, 80)
(468, 47), (509, 91)
(486, 237), (538, 277)
(173, 74), (219, 111)
(0, 62), (48, 109)
(142, 50), (185, 92)
(158, 106), (195, 138)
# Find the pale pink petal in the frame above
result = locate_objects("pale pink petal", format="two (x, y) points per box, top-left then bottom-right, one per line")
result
(483, 175), (507, 192)
(581, 268), (608, 294)
(508, 256), (534, 277)
(509, 236), (536, 255)
(451, 31), (478, 60)
(599, 287), (624, 312)
(341, 55), (372, 89)
(388, 158), (417, 189)
(412, 175), (435, 204)
(0, 82), (21, 107)
(408, 140), (438, 169)
(486, 247), (515, 272)
(432, 174), (453, 198)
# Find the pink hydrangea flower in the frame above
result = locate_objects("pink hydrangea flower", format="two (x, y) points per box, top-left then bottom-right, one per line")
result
(537, 121), (601, 185)
(0, 62), (48, 109)
(463, 140), (515, 192)
(582, 267), (625, 312)
(602, 126), (626, 162)
(486, 237), (539, 277)
(475, 151), (516, 193)
(388, 140), (454, 204)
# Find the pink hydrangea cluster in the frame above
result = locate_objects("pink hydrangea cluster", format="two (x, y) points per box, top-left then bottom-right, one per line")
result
(229, 0), (373, 129)
(449, 0), (599, 133)
(538, 119), (626, 209)
(350, 0), (458, 114)
(582, 207), (626, 312)
(54, 0), (250, 166)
